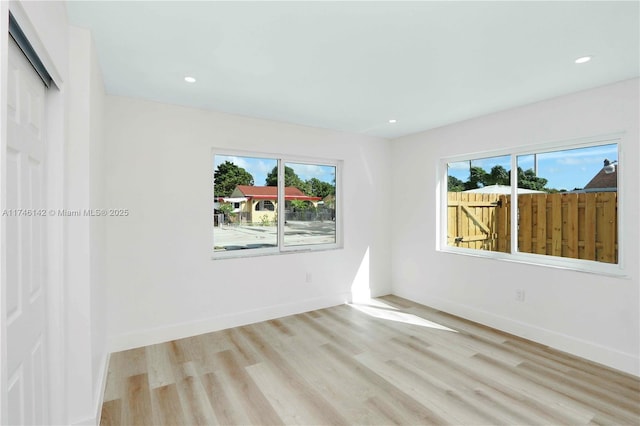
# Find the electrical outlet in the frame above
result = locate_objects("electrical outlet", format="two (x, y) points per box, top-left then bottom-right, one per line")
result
(306, 273), (312, 283)
(516, 289), (526, 302)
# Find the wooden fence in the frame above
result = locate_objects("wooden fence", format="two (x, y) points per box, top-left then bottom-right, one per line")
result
(447, 192), (618, 264)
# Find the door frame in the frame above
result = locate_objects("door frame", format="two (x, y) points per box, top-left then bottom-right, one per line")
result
(0, 2), (66, 424)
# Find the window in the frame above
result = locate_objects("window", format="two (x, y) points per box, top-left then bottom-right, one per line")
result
(284, 162), (337, 247)
(255, 200), (275, 211)
(213, 151), (340, 257)
(442, 136), (621, 273)
(446, 154), (511, 253)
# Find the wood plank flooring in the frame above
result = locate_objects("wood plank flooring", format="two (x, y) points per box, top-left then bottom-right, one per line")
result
(101, 295), (640, 425)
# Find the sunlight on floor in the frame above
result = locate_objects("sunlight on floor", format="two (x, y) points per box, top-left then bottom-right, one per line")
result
(348, 301), (458, 332)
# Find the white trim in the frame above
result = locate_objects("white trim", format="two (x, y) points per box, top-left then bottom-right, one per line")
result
(439, 247), (628, 278)
(212, 246), (280, 260)
(43, 66), (67, 426)
(70, 352), (110, 426)
(70, 416), (97, 426)
(510, 153), (519, 254)
(439, 133), (625, 276)
(277, 157), (285, 248)
(615, 141), (625, 274)
(212, 146), (340, 170)
(442, 132), (624, 164)
(108, 293), (351, 352)
(0, 2), (10, 423)
(92, 353), (110, 426)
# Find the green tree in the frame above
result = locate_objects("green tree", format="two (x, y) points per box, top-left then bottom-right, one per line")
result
(464, 166), (489, 190)
(217, 203), (235, 224)
(290, 200), (310, 211)
(265, 166), (307, 192)
(449, 165), (551, 193)
(515, 167), (548, 191)
(306, 178), (335, 198)
(214, 161), (254, 197)
(447, 175), (465, 192)
(487, 165), (510, 186)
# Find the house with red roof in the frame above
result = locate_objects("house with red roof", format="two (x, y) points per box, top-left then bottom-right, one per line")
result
(225, 185), (321, 224)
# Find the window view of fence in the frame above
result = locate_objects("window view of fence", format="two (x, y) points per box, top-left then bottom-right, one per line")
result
(447, 192), (506, 252)
(515, 192), (617, 263)
(447, 192), (618, 263)
(446, 142), (618, 265)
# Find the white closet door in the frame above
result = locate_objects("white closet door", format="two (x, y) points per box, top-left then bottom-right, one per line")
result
(5, 35), (48, 425)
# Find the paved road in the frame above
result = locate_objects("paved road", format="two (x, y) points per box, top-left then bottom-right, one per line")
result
(214, 221), (336, 250)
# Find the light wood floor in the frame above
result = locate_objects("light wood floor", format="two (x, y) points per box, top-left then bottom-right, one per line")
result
(100, 295), (640, 425)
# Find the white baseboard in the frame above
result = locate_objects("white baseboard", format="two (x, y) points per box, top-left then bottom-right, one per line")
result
(394, 291), (640, 377)
(108, 292), (351, 352)
(70, 352), (110, 426)
(94, 352), (110, 425)
(70, 417), (97, 426)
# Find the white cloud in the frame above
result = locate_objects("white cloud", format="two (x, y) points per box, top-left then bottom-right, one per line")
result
(214, 155), (250, 170)
(541, 145), (617, 166)
(287, 162), (335, 181)
(448, 161), (470, 170)
(256, 159), (274, 175)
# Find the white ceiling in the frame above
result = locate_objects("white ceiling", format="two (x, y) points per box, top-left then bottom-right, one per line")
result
(66, 1), (639, 139)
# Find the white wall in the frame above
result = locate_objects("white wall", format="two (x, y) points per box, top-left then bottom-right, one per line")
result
(391, 78), (639, 375)
(104, 96), (392, 350)
(66, 25), (107, 424)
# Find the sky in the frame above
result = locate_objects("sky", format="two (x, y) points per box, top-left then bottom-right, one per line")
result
(448, 143), (618, 191)
(214, 155), (336, 186)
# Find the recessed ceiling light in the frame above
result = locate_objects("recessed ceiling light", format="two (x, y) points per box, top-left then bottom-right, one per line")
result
(184, 76), (196, 83)
(388, 119), (397, 124)
(574, 56), (592, 64)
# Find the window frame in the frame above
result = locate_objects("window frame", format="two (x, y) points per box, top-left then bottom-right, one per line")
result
(438, 133), (626, 277)
(212, 149), (342, 259)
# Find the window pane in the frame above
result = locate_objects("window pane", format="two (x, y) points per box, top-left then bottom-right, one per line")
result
(283, 162), (336, 247)
(447, 155), (511, 253)
(213, 155), (278, 251)
(516, 143), (618, 263)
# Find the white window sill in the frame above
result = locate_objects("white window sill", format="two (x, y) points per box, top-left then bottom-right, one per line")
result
(212, 244), (343, 260)
(438, 246), (628, 278)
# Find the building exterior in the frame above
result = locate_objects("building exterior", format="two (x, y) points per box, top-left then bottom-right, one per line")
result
(221, 185), (322, 224)
(582, 159), (618, 192)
